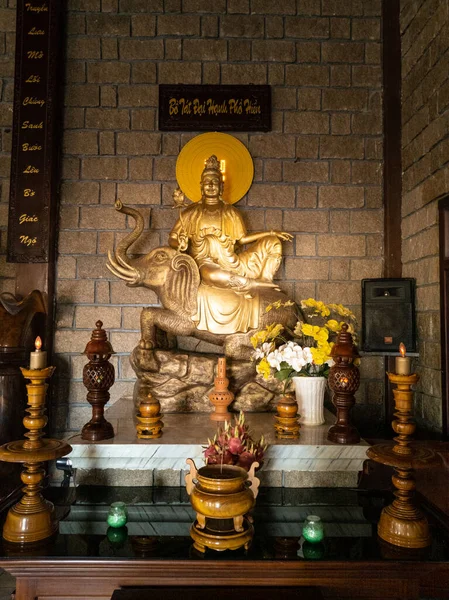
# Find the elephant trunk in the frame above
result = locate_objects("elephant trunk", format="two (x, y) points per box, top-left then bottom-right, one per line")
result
(114, 200), (145, 267)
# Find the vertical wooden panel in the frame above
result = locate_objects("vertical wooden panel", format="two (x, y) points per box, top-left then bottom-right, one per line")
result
(382, 0), (402, 279)
(439, 196), (449, 439)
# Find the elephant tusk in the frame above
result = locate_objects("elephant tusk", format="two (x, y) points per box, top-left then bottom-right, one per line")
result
(107, 250), (132, 275)
(106, 263), (136, 283)
(107, 251), (136, 278)
(115, 251), (132, 270)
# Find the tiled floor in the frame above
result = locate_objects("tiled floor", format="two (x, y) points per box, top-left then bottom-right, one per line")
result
(0, 569), (14, 600)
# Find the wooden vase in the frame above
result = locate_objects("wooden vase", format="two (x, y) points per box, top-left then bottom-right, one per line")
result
(208, 357), (234, 422)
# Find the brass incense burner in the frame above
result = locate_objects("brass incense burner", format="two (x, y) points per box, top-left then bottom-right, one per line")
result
(185, 458), (260, 553)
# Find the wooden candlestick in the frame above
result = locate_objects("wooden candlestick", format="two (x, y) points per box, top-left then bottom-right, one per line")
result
(327, 323), (360, 444)
(0, 366), (71, 543)
(274, 392), (300, 439)
(367, 373), (440, 548)
(136, 390), (164, 439)
(81, 321), (115, 442)
(208, 357), (234, 421)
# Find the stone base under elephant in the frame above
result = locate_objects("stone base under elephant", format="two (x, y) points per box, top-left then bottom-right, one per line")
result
(131, 347), (283, 413)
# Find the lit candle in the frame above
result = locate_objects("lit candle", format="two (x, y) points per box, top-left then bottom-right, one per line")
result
(395, 342), (411, 375)
(339, 376), (349, 389)
(30, 336), (47, 370)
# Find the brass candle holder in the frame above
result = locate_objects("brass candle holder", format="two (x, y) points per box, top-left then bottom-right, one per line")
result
(0, 366), (72, 543)
(367, 372), (440, 548)
(274, 392), (300, 439)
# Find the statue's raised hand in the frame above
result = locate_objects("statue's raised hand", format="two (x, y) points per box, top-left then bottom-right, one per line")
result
(272, 231), (293, 242)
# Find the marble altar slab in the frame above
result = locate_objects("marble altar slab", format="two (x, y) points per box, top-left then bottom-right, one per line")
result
(54, 398), (370, 488)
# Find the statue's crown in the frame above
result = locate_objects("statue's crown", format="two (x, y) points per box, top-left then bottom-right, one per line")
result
(203, 155), (221, 174)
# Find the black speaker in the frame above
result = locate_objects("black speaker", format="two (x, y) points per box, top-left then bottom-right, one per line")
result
(362, 278), (416, 352)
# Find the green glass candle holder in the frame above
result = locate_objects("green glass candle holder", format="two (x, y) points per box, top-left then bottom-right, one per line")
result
(107, 525), (128, 548)
(302, 515), (324, 544)
(302, 540), (325, 560)
(107, 501), (128, 528)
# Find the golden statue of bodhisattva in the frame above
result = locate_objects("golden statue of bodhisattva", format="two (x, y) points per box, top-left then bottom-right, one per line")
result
(107, 154), (296, 360)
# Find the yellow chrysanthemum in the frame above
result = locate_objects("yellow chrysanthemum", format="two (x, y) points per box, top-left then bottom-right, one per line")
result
(328, 303), (356, 320)
(301, 323), (319, 337)
(315, 328), (329, 343)
(265, 299), (295, 313)
(256, 357), (271, 379)
(310, 347), (326, 365)
(250, 330), (267, 349)
(293, 321), (304, 337)
(326, 319), (340, 332)
(266, 323), (284, 340)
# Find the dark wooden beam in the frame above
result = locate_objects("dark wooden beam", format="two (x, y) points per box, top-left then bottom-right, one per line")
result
(382, 0), (402, 279)
(439, 196), (449, 439)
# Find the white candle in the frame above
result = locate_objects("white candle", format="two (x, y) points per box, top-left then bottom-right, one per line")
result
(30, 336), (47, 370)
(395, 342), (411, 375)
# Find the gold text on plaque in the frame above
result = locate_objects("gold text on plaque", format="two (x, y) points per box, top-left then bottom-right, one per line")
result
(19, 235), (37, 246)
(25, 3), (48, 13)
(22, 121), (43, 129)
(19, 214), (38, 225)
(28, 27), (45, 35)
(27, 51), (44, 60)
(22, 97), (45, 107)
(244, 99), (261, 114)
(22, 143), (42, 152)
(25, 75), (41, 83)
(24, 189), (36, 197)
(23, 165), (39, 174)
(168, 97), (262, 118)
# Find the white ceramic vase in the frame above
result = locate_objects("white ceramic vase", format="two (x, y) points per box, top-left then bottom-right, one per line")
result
(292, 376), (327, 426)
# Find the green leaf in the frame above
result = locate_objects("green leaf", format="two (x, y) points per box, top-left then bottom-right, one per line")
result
(275, 367), (293, 381)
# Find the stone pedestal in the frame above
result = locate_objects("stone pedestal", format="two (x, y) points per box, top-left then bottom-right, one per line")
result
(131, 348), (283, 413)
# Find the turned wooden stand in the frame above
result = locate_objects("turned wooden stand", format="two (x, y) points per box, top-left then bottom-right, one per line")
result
(367, 372), (440, 548)
(0, 367), (71, 544)
(274, 393), (300, 439)
(327, 324), (360, 445)
(136, 391), (164, 439)
(81, 321), (115, 442)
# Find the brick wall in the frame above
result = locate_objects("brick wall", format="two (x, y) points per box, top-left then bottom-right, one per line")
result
(0, 0), (385, 434)
(400, 0), (449, 432)
(0, 2), (16, 294)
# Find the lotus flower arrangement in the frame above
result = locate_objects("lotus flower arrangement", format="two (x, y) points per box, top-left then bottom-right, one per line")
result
(251, 298), (357, 389)
(203, 411), (267, 471)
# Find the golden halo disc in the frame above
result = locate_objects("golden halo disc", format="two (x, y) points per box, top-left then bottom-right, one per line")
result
(176, 132), (254, 204)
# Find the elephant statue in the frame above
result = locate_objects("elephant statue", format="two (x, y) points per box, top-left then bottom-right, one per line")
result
(107, 201), (297, 360)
